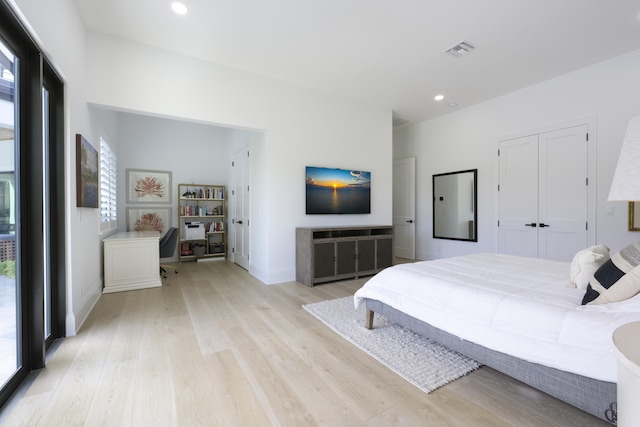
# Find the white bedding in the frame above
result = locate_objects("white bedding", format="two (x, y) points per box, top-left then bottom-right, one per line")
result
(354, 253), (640, 382)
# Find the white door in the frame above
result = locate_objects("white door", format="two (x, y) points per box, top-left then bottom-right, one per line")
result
(498, 125), (588, 261)
(393, 158), (415, 260)
(498, 135), (540, 258)
(538, 125), (589, 260)
(232, 146), (250, 270)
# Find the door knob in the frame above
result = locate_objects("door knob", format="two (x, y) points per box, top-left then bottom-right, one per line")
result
(406, 220), (414, 223)
(524, 223), (537, 227)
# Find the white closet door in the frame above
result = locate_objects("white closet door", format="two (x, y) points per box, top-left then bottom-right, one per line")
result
(538, 125), (588, 261)
(232, 146), (250, 270)
(393, 157), (416, 260)
(498, 134), (539, 257)
(499, 124), (589, 261)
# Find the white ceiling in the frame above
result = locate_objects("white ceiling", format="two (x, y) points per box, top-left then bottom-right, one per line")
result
(73, 0), (640, 125)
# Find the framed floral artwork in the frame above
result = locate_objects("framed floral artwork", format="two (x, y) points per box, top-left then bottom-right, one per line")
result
(127, 207), (171, 234)
(126, 169), (172, 204)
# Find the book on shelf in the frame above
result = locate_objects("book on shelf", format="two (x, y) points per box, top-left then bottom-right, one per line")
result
(204, 222), (225, 232)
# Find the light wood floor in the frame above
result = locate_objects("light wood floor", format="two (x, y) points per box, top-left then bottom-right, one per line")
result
(1, 260), (608, 426)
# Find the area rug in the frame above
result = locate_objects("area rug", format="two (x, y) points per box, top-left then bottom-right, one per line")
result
(303, 296), (482, 394)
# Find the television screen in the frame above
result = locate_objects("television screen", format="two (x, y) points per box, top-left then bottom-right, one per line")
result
(306, 166), (371, 214)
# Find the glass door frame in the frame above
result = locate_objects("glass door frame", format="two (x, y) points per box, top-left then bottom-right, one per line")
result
(42, 58), (65, 350)
(0, 0), (66, 407)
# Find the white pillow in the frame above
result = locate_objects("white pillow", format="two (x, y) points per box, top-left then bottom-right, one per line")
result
(568, 244), (610, 290)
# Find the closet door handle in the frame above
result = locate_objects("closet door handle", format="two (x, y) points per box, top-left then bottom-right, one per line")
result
(539, 223), (549, 228)
(524, 223), (537, 227)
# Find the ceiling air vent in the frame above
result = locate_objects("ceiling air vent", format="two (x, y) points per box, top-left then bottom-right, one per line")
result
(445, 41), (475, 57)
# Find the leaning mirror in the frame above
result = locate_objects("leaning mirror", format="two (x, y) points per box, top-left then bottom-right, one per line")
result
(433, 169), (477, 241)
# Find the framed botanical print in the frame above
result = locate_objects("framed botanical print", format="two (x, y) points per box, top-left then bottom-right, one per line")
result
(126, 169), (172, 204)
(126, 207), (171, 234)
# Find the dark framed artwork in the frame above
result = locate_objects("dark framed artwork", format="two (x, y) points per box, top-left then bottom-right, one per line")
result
(76, 134), (99, 208)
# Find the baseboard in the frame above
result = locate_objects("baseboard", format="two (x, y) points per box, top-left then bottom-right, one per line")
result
(66, 279), (101, 336)
(263, 267), (295, 285)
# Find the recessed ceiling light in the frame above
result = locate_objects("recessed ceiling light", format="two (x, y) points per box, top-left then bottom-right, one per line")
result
(448, 102), (458, 108)
(172, 2), (188, 15)
(434, 95), (444, 101)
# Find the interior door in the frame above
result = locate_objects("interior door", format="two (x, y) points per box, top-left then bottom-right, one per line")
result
(538, 125), (588, 260)
(498, 135), (540, 258)
(499, 125), (589, 261)
(231, 146), (250, 270)
(393, 157), (415, 259)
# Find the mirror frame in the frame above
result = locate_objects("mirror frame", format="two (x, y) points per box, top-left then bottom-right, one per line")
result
(432, 169), (478, 242)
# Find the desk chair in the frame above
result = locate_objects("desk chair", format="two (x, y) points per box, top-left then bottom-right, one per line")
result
(159, 227), (179, 278)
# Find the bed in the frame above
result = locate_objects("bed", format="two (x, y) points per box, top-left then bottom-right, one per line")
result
(354, 253), (640, 424)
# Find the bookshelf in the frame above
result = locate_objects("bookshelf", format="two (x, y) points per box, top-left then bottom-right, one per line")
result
(178, 183), (226, 261)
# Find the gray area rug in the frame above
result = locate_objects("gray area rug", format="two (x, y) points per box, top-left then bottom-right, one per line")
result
(303, 296), (482, 394)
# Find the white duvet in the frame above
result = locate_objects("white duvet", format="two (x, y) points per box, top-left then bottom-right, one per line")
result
(354, 253), (640, 382)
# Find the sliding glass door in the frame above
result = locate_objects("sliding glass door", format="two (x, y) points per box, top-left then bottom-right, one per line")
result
(0, 36), (17, 391)
(0, 1), (66, 407)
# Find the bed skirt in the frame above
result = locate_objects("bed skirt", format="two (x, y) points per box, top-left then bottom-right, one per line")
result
(364, 298), (617, 424)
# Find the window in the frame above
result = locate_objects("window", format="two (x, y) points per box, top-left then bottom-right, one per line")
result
(99, 136), (117, 232)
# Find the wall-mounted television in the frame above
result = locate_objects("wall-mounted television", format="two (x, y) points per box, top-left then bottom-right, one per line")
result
(306, 166), (371, 214)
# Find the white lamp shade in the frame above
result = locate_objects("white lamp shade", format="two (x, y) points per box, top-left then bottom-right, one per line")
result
(608, 116), (640, 201)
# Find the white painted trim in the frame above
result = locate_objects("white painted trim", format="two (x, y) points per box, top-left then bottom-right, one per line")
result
(497, 115), (598, 143)
(67, 282), (101, 336)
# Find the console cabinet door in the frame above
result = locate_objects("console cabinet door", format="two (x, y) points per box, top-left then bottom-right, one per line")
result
(357, 239), (376, 273)
(376, 238), (393, 270)
(336, 240), (356, 275)
(313, 242), (335, 279)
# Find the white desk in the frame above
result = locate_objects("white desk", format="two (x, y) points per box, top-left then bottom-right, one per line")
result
(103, 231), (161, 294)
(613, 321), (640, 427)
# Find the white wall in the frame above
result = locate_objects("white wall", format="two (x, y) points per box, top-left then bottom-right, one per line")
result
(84, 32), (393, 284)
(120, 115), (234, 186)
(395, 50), (640, 261)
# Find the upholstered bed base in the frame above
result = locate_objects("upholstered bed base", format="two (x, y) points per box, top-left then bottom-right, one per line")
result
(364, 298), (617, 424)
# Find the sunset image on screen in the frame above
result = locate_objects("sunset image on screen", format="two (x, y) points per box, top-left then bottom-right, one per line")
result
(305, 166), (371, 214)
